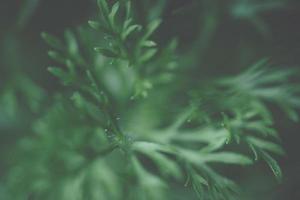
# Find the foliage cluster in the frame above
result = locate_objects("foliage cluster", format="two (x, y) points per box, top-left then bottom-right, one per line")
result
(1, 0), (299, 199)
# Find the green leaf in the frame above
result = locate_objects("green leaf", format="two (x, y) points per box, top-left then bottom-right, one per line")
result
(97, 0), (109, 16)
(249, 143), (259, 161)
(140, 49), (157, 62)
(1, 89), (17, 117)
(133, 141), (176, 155)
(88, 20), (101, 29)
(47, 67), (67, 80)
(41, 32), (64, 50)
(47, 66), (74, 85)
(47, 66), (63, 75)
(190, 171), (208, 199)
(132, 157), (168, 199)
(246, 136), (285, 155)
(71, 92), (85, 108)
(88, 20), (113, 35)
(201, 152), (253, 165)
(260, 151), (282, 182)
(64, 30), (78, 56)
(71, 92), (106, 122)
(125, 1), (131, 20)
(183, 150), (253, 166)
(48, 51), (65, 64)
(16, 0), (40, 29)
(142, 40), (157, 47)
(109, 2), (120, 25)
(173, 128), (228, 143)
(281, 105), (299, 122)
(94, 47), (118, 58)
(122, 24), (141, 40)
(144, 19), (162, 39)
(135, 144), (182, 179)
(147, 151), (182, 179)
(123, 18), (133, 30)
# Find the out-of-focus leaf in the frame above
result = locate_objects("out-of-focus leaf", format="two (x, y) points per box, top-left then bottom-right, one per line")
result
(261, 151), (283, 182)
(41, 32), (64, 50)
(94, 47), (118, 58)
(246, 136), (284, 155)
(16, 0), (41, 29)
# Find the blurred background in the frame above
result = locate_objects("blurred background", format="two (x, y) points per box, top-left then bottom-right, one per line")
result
(0, 0), (300, 199)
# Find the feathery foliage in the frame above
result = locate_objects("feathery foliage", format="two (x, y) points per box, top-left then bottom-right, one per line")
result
(1, 0), (299, 199)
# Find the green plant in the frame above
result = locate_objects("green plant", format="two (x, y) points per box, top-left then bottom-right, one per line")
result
(2, 0), (300, 199)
